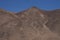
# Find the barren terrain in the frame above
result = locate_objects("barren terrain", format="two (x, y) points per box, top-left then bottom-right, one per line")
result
(0, 7), (60, 40)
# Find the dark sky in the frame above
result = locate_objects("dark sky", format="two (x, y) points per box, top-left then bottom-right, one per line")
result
(0, 0), (60, 12)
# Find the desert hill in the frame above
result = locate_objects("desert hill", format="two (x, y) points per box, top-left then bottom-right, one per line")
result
(0, 7), (60, 40)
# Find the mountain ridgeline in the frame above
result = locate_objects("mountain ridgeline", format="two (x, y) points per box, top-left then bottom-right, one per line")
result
(0, 7), (60, 40)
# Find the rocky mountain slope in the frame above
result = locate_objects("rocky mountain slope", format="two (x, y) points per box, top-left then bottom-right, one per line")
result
(45, 9), (60, 35)
(0, 7), (60, 40)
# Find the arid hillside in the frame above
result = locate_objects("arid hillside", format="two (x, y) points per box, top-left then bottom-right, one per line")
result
(45, 9), (60, 35)
(0, 7), (60, 40)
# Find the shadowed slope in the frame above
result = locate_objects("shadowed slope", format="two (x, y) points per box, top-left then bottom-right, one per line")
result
(46, 9), (60, 35)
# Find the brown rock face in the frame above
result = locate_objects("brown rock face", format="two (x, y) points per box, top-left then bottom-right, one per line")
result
(0, 7), (60, 40)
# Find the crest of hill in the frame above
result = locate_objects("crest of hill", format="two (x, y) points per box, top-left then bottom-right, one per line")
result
(16, 7), (46, 15)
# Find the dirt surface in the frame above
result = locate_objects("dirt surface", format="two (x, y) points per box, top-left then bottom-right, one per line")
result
(0, 7), (60, 40)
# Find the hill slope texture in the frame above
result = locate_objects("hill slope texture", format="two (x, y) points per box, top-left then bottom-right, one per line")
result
(0, 7), (60, 40)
